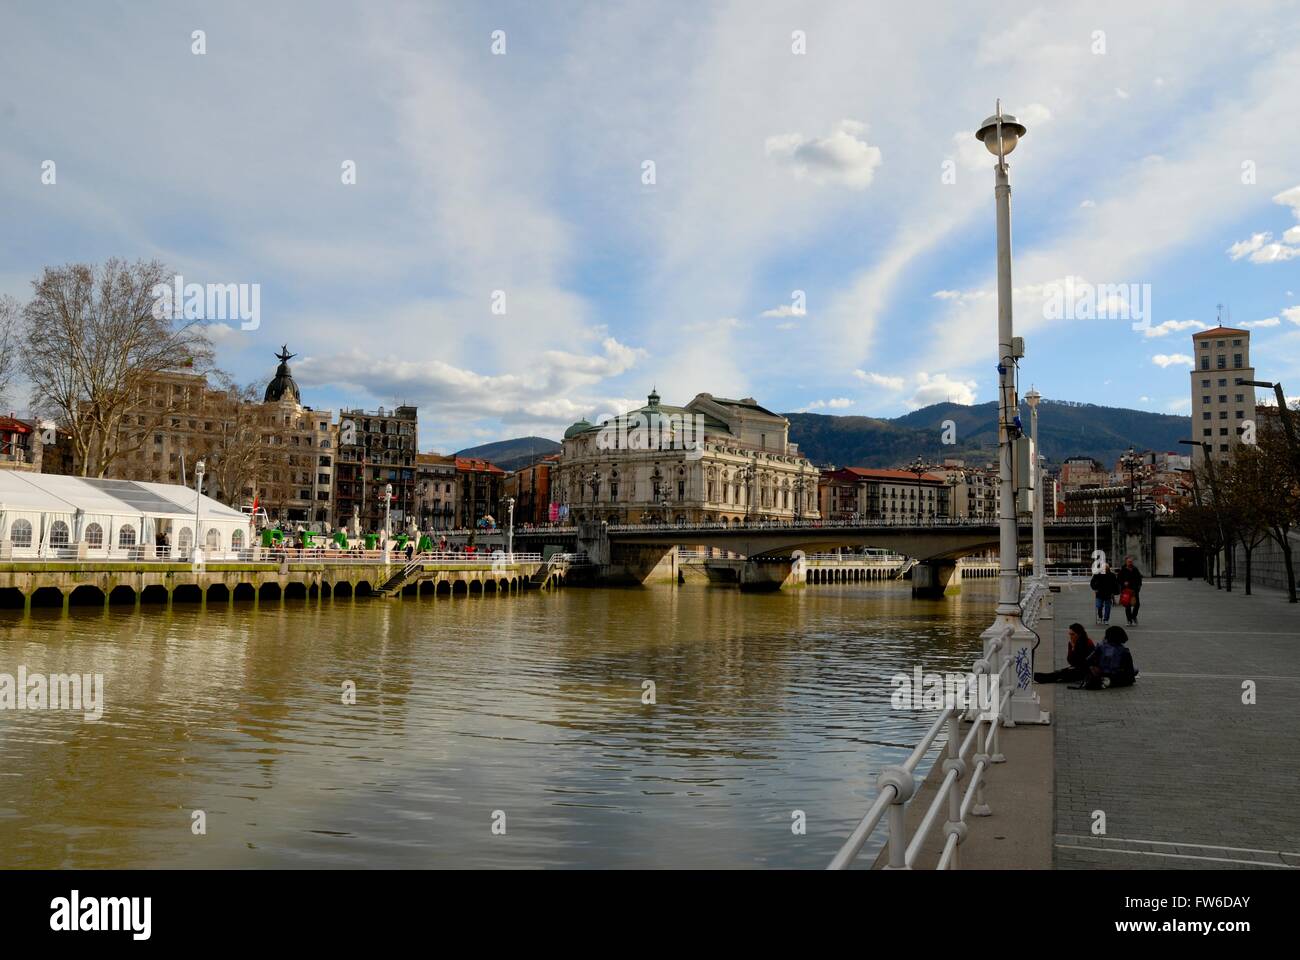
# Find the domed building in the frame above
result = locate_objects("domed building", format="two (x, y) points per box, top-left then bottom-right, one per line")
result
(255, 346), (336, 526)
(554, 390), (820, 525)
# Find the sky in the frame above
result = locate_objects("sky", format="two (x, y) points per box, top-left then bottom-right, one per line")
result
(3, 0), (1300, 453)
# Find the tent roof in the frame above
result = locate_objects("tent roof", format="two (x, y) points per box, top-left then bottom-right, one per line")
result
(0, 472), (246, 522)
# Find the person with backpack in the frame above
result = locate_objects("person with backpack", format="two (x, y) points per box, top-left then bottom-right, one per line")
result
(1116, 556), (1144, 626)
(1089, 562), (1119, 625)
(1034, 622), (1096, 684)
(1083, 626), (1138, 689)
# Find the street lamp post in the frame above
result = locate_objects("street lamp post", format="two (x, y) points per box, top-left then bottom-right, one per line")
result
(908, 455), (927, 525)
(504, 496), (515, 559)
(975, 102), (1045, 724)
(1243, 379), (1300, 483)
(1179, 439), (1230, 590)
(1120, 447), (1142, 508)
(194, 458), (206, 562)
(737, 462), (756, 524)
(1025, 389), (1046, 582)
(383, 482), (393, 542)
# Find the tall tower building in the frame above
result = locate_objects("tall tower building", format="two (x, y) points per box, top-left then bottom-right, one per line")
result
(1190, 326), (1253, 467)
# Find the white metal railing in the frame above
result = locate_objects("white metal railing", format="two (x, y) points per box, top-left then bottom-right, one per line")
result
(804, 552), (905, 564)
(0, 548), (544, 567)
(828, 619), (1022, 871)
(605, 517), (1100, 533)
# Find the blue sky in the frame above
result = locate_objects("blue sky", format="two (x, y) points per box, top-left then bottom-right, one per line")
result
(3, 0), (1300, 452)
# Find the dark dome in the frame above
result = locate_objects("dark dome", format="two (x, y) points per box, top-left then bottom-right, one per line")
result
(264, 345), (301, 403)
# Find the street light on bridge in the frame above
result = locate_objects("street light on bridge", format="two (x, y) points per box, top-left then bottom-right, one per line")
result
(974, 102), (1046, 724)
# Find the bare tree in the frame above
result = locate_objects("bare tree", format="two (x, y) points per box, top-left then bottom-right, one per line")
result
(1221, 445), (1272, 595)
(21, 259), (214, 476)
(0, 294), (20, 407)
(191, 376), (270, 508)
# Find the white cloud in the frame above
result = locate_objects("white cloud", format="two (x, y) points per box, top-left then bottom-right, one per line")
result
(761, 304), (805, 318)
(853, 370), (906, 390)
(1242, 316), (1281, 328)
(1228, 232), (1273, 260)
(804, 397), (855, 410)
(765, 119), (883, 189)
(1152, 353), (1194, 368)
(1144, 319), (1207, 338)
(1079, 199), (1096, 208)
(1115, 88), (1129, 99)
(1283, 306), (1300, 325)
(912, 372), (977, 406)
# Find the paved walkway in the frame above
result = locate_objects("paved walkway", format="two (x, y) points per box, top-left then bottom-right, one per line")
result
(1051, 577), (1300, 869)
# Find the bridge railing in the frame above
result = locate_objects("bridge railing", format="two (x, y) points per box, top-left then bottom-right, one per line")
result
(828, 579), (1050, 871)
(606, 517), (1100, 534)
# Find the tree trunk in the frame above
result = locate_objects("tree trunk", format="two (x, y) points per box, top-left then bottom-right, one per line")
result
(1283, 537), (1297, 604)
(1245, 546), (1253, 596)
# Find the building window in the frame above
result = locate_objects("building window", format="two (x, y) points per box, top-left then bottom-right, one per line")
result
(1216, 356), (1226, 369)
(1235, 394), (1244, 402)
(85, 523), (103, 548)
(118, 524), (137, 548)
(50, 521), (70, 548)
(1233, 354), (1242, 368)
(1201, 357), (1209, 370)
(1202, 396), (1210, 404)
(10, 519), (32, 548)
(1233, 339), (1242, 346)
(1202, 428), (1211, 437)
(232, 529), (245, 550)
(1236, 410), (1244, 419)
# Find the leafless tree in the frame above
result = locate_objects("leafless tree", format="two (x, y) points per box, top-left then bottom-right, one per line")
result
(0, 294), (22, 406)
(21, 259), (214, 476)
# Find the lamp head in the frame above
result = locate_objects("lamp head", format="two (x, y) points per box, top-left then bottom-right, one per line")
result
(1024, 388), (1040, 409)
(975, 112), (1027, 158)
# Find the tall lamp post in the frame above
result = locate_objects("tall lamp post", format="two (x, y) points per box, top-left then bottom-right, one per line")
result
(504, 496), (515, 559)
(1024, 389), (1046, 583)
(975, 102), (1045, 724)
(907, 455), (928, 525)
(383, 482), (393, 542)
(1243, 378), (1300, 483)
(194, 458), (206, 561)
(737, 462), (756, 524)
(1120, 447), (1142, 507)
(1179, 439), (1229, 590)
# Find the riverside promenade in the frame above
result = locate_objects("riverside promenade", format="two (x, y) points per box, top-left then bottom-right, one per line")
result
(1051, 576), (1300, 869)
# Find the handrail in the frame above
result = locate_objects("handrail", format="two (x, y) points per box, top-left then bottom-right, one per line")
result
(828, 617), (1025, 870)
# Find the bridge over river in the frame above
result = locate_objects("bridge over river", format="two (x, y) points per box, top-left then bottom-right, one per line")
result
(498, 516), (1127, 594)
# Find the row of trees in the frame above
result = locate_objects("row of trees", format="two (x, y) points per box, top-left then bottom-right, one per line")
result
(0, 259), (284, 513)
(1179, 414), (1300, 602)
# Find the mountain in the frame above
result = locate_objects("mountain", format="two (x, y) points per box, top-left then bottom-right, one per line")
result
(786, 400), (1192, 470)
(454, 436), (561, 472)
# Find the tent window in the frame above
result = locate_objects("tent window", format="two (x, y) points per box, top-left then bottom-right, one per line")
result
(50, 521), (70, 548)
(118, 524), (137, 548)
(206, 529), (221, 551)
(11, 519), (32, 548)
(85, 523), (104, 548)
(177, 528), (193, 552)
(231, 529), (245, 550)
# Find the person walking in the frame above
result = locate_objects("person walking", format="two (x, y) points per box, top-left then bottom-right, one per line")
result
(1090, 562), (1119, 625)
(1116, 556), (1144, 626)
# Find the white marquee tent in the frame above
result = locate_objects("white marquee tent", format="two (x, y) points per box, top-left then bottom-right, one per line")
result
(0, 472), (252, 560)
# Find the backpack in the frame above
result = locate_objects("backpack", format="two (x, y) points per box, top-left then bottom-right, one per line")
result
(1097, 642), (1126, 676)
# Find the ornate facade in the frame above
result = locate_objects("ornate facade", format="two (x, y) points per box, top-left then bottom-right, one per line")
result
(555, 391), (820, 524)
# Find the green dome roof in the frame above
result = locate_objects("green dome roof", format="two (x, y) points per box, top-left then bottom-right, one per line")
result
(564, 419), (593, 439)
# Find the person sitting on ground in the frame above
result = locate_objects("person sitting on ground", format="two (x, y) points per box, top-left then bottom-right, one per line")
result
(1082, 626), (1138, 689)
(1089, 563), (1119, 625)
(1034, 622), (1095, 684)
(1116, 556), (1144, 626)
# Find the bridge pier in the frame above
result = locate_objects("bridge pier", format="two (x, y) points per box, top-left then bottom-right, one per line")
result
(910, 559), (961, 598)
(738, 558), (800, 592)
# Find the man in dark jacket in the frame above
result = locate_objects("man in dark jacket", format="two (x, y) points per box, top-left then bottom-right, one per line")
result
(1089, 563), (1120, 625)
(1116, 556), (1144, 625)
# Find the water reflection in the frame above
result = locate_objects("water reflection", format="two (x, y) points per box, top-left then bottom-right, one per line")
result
(0, 581), (997, 868)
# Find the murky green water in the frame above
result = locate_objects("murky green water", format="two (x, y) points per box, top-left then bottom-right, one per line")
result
(0, 581), (999, 868)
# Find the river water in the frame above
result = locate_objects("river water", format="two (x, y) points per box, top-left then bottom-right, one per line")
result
(0, 580), (1000, 869)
